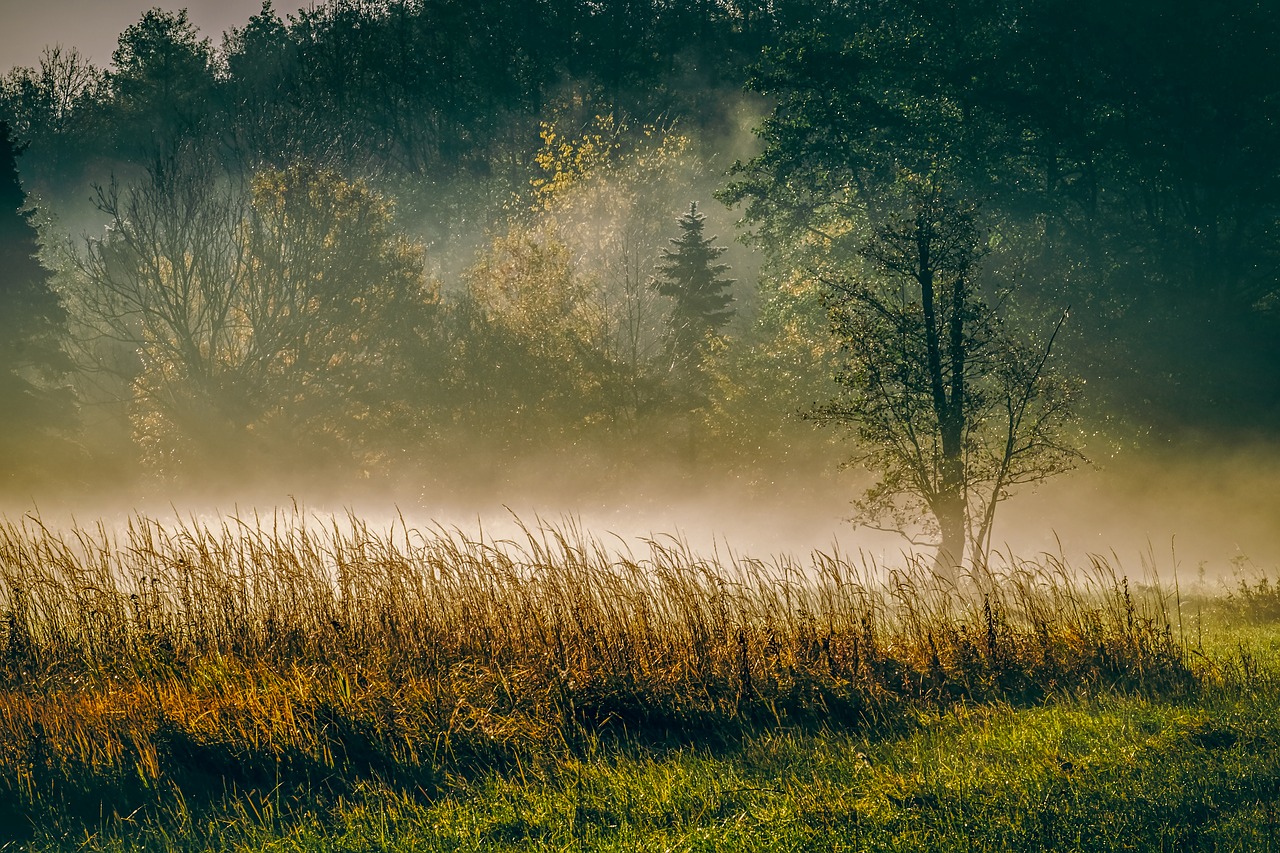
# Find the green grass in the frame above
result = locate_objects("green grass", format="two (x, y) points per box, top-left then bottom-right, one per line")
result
(0, 510), (1276, 851)
(34, 687), (1280, 851)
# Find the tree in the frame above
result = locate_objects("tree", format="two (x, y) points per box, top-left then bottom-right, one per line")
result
(811, 176), (1081, 572)
(0, 122), (76, 483)
(241, 160), (439, 467)
(460, 224), (611, 444)
(70, 146), (251, 471)
(0, 46), (105, 193)
(71, 151), (436, 479)
(108, 8), (216, 156)
(654, 201), (735, 384)
(696, 259), (842, 482)
(531, 112), (702, 425)
(723, 0), (1280, 432)
(219, 2), (301, 169)
(0, 47), (102, 137)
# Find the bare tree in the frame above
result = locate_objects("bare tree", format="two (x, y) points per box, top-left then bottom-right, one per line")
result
(72, 148), (254, 461)
(812, 175), (1082, 573)
(0, 46), (104, 137)
(69, 148), (434, 476)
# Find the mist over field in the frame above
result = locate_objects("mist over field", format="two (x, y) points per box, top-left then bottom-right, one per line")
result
(0, 0), (1277, 575)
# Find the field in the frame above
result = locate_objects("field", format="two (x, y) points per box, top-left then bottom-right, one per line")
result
(1, 510), (1278, 851)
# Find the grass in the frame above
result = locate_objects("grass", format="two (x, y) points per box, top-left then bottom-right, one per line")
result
(0, 509), (1274, 850)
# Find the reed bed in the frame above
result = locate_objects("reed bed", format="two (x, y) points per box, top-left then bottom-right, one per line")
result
(0, 510), (1191, 837)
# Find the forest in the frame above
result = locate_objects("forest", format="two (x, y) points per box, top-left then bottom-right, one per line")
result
(1, 0), (1277, 563)
(2, 2), (1280, 850)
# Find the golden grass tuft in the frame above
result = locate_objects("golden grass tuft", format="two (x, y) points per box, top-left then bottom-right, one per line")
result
(0, 510), (1192, 837)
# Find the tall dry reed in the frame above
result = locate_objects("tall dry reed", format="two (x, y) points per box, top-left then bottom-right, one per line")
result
(0, 509), (1191, 837)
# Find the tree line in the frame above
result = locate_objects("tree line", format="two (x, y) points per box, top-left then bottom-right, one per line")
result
(1, 0), (1276, 565)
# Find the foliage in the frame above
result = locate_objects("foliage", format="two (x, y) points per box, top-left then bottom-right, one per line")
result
(460, 224), (612, 441)
(0, 121), (77, 485)
(444, 110), (727, 464)
(530, 113), (626, 210)
(0, 0), (1272, 485)
(1221, 564), (1280, 624)
(654, 201), (736, 385)
(70, 153), (437, 479)
(811, 175), (1082, 567)
(0, 47), (105, 195)
(531, 112), (707, 425)
(107, 8), (216, 157)
(724, 0), (1280, 430)
(243, 160), (440, 463)
(696, 263), (841, 479)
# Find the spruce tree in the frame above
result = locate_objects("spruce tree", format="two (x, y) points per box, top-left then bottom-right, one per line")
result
(0, 121), (76, 483)
(654, 201), (735, 375)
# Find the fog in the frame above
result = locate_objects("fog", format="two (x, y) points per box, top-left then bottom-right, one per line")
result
(5, 435), (1277, 594)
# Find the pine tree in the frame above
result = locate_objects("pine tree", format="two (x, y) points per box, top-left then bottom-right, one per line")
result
(0, 121), (76, 483)
(654, 201), (735, 376)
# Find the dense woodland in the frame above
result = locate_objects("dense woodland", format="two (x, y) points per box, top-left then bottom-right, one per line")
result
(0, 0), (1277, 555)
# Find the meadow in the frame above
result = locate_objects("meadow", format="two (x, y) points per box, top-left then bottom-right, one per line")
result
(0, 510), (1277, 851)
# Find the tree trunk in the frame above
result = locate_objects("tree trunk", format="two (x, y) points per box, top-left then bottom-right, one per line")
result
(934, 485), (966, 580)
(916, 201), (969, 581)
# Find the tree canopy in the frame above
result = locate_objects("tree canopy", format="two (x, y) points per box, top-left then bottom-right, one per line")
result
(655, 201), (736, 382)
(811, 175), (1080, 568)
(72, 151), (436, 480)
(0, 121), (76, 484)
(0, 0), (1273, 530)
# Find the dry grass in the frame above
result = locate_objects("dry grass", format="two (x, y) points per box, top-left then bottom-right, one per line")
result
(0, 510), (1192, 837)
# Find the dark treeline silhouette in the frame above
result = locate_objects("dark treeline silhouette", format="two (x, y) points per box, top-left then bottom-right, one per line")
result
(723, 0), (1280, 429)
(0, 0), (1275, 551)
(3, 0), (774, 230)
(0, 122), (78, 487)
